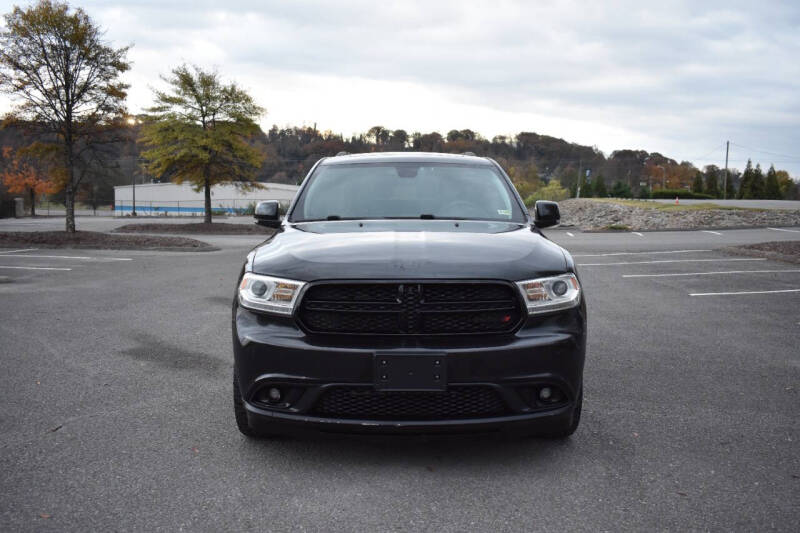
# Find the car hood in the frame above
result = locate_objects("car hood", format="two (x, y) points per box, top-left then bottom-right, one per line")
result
(249, 220), (567, 281)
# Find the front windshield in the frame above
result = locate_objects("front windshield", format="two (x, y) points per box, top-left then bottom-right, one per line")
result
(290, 162), (526, 223)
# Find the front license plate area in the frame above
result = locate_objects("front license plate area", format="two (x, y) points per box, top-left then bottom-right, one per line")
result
(374, 353), (446, 391)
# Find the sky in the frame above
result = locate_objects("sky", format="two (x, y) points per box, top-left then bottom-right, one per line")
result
(1, 0), (799, 175)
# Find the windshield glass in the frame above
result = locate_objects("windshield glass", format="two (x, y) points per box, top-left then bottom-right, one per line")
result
(290, 162), (525, 223)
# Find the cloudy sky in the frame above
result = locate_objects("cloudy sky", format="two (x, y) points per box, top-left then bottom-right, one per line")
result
(2, 0), (799, 175)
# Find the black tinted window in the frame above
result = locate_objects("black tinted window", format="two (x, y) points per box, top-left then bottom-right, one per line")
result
(291, 162), (524, 222)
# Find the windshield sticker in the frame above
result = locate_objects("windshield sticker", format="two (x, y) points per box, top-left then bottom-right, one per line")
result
(497, 209), (511, 216)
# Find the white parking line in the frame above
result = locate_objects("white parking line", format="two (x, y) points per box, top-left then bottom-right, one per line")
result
(0, 254), (132, 261)
(579, 258), (767, 267)
(702, 230), (722, 236)
(690, 289), (800, 297)
(0, 248), (37, 254)
(566, 232), (574, 237)
(768, 227), (800, 233)
(623, 269), (800, 278)
(631, 232), (643, 237)
(573, 249), (712, 258)
(0, 265), (72, 271)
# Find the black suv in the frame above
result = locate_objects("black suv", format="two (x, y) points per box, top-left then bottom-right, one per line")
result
(232, 152), (586, 438)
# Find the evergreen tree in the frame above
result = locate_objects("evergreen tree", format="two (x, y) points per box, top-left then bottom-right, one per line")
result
(751, 164), (765, 199)
(738, 160), (754, 199)
(704, 166), (719, 198)
(691, 172), (704, 194)
(724, 170), (736, 199)
(581, 178), (594, 197)
(594, 175), (607, 197)
(610, 180), (632, 198)
(764, 165), (781, 199)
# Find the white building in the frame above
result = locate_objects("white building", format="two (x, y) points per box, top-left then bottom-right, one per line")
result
(113, 182), (299, 216)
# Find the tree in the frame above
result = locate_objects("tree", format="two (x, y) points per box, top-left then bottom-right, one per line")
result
(751, 164), (765, 199)
(775, 170), (795, 199)
(140, 65), (265, 224)
(390, 129), (408, 149)
(724, 169), (736, 199)
(594, 175), (607, 197)
(581, 178), (594, 198)
(738, 160), (754, 199)
(764, 165), (781, 199)
(704, 165), (719, 198)
(0, 0), (130, 232)
(524, 179), (570, 205)
(366, 126), (390, 146)
(1, 145), (61, 215)
(691, 172), (704, 194)
(610, 180), (631, 198)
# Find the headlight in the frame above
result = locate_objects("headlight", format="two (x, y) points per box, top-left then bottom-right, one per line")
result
(516, 274), (581, 315)
(238, 273), (306, 315)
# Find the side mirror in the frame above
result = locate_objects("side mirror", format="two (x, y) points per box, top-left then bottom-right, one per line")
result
(533, 200), (560, 228)
(254, 200), (281, 228)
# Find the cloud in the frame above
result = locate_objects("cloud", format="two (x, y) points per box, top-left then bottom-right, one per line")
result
(1, 0), (798, 173)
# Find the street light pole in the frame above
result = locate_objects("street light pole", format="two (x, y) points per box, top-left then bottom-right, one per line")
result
(131, 164), (137, 216)
(657, 165), (666, 189)
(127, 116), (139, 216)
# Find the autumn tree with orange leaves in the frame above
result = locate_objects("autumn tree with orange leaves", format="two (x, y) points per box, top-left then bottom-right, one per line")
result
(0, 146), (61, 216)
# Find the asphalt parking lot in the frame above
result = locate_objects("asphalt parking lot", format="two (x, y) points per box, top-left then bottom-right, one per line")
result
(1, 222), (799, 531)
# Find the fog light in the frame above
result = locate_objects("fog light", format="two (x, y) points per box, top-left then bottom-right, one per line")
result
(267, 387), (282, 403)
(539, 387), (552, 401)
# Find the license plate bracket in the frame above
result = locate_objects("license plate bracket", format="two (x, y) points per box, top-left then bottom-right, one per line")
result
(374, 352), (447, 391)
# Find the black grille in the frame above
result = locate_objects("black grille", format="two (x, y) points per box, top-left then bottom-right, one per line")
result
(313, 386), (508, 420)
(298, 282), (522, 335)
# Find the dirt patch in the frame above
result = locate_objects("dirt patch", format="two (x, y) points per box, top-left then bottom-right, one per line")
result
(115, 222), (273, 235)
(0, 231), (215, 251)
(723, 241), (800, 265)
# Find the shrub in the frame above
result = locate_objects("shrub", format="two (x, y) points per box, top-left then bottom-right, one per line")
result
(524, 179), (570, 206)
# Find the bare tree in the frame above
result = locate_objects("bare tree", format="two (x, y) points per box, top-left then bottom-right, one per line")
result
(0, 0), (130, 231)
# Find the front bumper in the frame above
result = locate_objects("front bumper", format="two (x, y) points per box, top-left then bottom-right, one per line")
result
(233, 304), (586, 434)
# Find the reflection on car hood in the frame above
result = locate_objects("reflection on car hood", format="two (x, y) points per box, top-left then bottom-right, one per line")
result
(250, 220), (567, 281)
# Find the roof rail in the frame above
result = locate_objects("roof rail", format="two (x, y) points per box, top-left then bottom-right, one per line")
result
(461, 151), (476, 156)
(335, 151), (349, 156)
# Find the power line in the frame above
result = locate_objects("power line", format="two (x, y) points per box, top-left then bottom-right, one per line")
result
(686, 143), (726, 161)
(729, 142), (800, 161)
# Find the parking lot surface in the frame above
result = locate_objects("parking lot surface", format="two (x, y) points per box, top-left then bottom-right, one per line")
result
(1, 223), (798, 531)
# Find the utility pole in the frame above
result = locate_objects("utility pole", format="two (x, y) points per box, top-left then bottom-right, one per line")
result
(723, 140), (730, 200)
(576, 159), (583, 198)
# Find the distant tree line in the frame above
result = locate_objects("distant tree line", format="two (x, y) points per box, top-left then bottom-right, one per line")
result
(2, 123), (798, 215)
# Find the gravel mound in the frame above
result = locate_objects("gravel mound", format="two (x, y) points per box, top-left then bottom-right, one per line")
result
(0, 231), (215, 251)
(559, 199), (800, 231)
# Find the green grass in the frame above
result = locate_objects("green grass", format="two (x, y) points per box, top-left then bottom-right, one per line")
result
(603, 224), (631, 231)
(589, 199), (765, 212)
